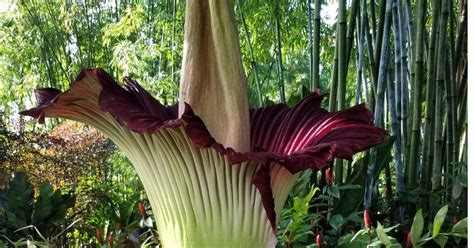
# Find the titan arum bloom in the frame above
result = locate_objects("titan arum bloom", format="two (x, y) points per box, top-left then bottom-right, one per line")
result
(21, 1), (386, 247)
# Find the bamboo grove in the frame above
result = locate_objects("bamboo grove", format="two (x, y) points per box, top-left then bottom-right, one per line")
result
(0, 0), (467, 231)
(306, 0), (468, 219)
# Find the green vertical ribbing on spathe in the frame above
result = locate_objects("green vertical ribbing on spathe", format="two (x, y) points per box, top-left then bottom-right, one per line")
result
(116, 127), (279, 247)
(334, 0), (347, 185)
(407, 0), (426, 191)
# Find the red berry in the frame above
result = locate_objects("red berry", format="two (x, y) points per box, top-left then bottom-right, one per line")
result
(363, 210), (371, 229)
(316, 234), (322, 247)
(407, 232), (413, 248)
(325, 169), (333, 185)
(138, 202), (148, 218)
(108, 232), (114, 247)
(95, 228), (104, 245)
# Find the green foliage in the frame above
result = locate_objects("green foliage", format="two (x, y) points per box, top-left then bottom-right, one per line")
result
(0, 0), (467, 246)
(277, 186), (321, 247)
(2, 172), (75, 243)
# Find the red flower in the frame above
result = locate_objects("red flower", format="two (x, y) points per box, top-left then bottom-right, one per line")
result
(325, 169), (333, 185)
(95, 228), (103, 245)
(316, 233), (322, 247)
(138, 202), (148, 218)
(108, 232), (114, 247)
(363, 210), (371, 229)
(407, 231), (413, 247)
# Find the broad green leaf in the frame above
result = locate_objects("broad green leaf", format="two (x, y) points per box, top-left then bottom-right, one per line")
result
(433, 235), (448, 248)
(410, 209), (424, 246)
(32, 183), (54, 224)
(329, 214), (344, 230)
(376, 221), (390, 245)
(367, 240), (383, 247)
(432, 205), (449, 237)
(328, 185), (341, 199)
(338, 231), (370, 248)
(6, 172), (34, 225)
(450, 217), (467, 238)
(350, 228), (367, 243)
(452, 176), (463, 200)
(383, 224), (400, 233)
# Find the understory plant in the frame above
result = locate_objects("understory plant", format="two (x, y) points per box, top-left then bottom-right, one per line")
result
(20, 0), (386, 247)
(0, 172), (76, 246)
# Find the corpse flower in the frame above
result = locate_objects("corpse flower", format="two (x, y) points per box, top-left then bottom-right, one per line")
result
(21, 0), (386, 247)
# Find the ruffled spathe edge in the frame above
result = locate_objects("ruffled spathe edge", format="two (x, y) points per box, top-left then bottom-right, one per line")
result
(20, 68), (387, 233)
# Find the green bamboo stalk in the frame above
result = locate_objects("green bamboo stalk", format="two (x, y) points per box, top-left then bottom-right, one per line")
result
(363, 11), (377, 109)
(404, 0), (415, 62)
(275, 0), (285, 104)
(397, 1), (410, 163)
(329, 27), (339, 112)
(356, 9), (365, 103)
(308, 0), (313, 86)
(454, 0), (466, 74)
(337, 0), (347, 112)
(345, 0), (360, 64)
(457, 64), (467, 142)
(369, 0), (377, 46)
(334, 0), (348, 185)
(448, 0), (459, 173)
(365, 0), (393, 210)
(237, 0), (263, 107)
(444, 44), (456, 187)
(421, 0), (441, 193)
(387, 59), (404, 210)
(392, 0), (402, 143)
(374, 0), (387, 78)
(312, 0), (321, 90)
(407, 0), (427, 191)
(432, 0), (449, 191)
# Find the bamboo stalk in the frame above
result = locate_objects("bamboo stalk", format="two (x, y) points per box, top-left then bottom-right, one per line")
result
(365, 0), (393, 210)
(432, 0), (449, 191)
(407, 0), (427, 190)
(404, 0), (415, 62)
(337, 0), (347, 112)
(387, 61), (404, 214)
(356, 9), (364, 104)
(345, 0), (360, 64)
(308, 0), (313, 86)
(329, 27), (339, 112)
(369, 0), (377, 46)
(335, 0), (348, 185)
(374, 0), (387, 78)
(237, 0), (263, 107)
(421, 0), (441, 193)
(448, 0), (459, 173)
(444, 42), (456, 187)
(275, 0), (286, 104)
(312, 0), (321, 90)
(363, 10), (377, 109)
